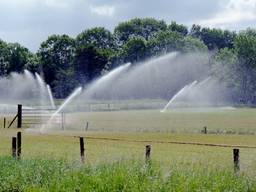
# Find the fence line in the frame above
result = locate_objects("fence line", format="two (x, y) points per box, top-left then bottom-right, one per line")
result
(83, 136), (256, 148)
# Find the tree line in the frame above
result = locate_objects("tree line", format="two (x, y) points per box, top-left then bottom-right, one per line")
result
(0, 18), (255, 103)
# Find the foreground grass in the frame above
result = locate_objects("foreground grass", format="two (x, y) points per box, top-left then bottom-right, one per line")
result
(0, 156), (255, 192)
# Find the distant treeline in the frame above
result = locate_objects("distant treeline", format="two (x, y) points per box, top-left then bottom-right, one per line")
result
(0, 18), (255, 102)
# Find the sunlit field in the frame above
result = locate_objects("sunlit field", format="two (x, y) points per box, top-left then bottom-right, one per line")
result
(63, 107), (256, 134)
(2, 107), (256, 191)
(2, 108), (256, 167)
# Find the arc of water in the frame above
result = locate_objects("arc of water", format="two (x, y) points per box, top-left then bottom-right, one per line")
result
(161, 80), (197, 112)
(82, 63), (131, 99)
(51, 87), (82, 118)
(40, 87), (82, 133)
(24, 70), (35, 81)
(35, 73), (48, 107)
(46, 84), (56, 109)
(35, 73), (45, 88)
(196, 77), (211, 88)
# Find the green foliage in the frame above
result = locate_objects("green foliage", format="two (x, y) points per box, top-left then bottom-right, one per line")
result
(0, 40), (33, 75)
(38, 34), (75, 98)
(24, 54), (40, 73)
(0, 39), (9, 76)
(235, 28), (256, 69)
(168, 21), (188, 36)
(114, 18), (167, 44)
(6, 43), (32, 73)
(77, 27), (116, 51)
(0, 157), (255, 191)
(181, 36), (208, 53)
(74, 44), (109, 84)
(233, 29), (256, 102)
(190, 24), (236, 50)
(122, 36), (147, 63)
(75, 27), (116, 84)
(212, 48), (238, 87)
(147, 30), (183, 55)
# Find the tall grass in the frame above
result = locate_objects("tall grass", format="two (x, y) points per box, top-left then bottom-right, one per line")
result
(0, 156), (255, 191)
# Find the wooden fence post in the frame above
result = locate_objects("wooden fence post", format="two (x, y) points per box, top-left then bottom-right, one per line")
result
(80, 137), (85, 163)
(3, 117), (6, 128)
(204, 126), (207, 134)
(12, 137), (17, 158)
(17, 132), (22, 159)
(17, 104), (22, 128)
(233, 148), (239, 172)
(145, 145), (151, 162)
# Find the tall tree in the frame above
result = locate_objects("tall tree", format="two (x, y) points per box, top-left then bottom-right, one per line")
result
(6, 43), (32, 73)
(190, 25), (236, 50)
(74, 28), (116, 85)
(147, 30), (183, 55)
(114, 18), (167, 45)
(234, 28), (256, 102)
(0, 39), (9, 76)
(38, 34), (75, 97)
(168, 21), (188, 36)
(76, 27), (116, 51)
(121, 36), (147, 63)
(74, 44), (109, 85)
(181, 36), (208, 53)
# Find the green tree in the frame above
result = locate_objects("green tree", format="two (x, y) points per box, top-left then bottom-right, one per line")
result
(114, 18), (167, 45)
(0, 39), (10, 76)
(212, 48), (238, 85)
(77, 27), (116, 51)
(147, 31), (183, 55)
(6, 43), (32, 73)
(181, 36), (208, 53)
(24, 54), (40, 73)
(234, 29), (256, 102)
(190, 25), (236, 50)
(121, 36), (147, 63)
(38, 34), (75, 98)
(74, 28), (116, 85)
(74, 44), (109, 85)
(0, 57), (8, 76)
(168, 21), (188, 36)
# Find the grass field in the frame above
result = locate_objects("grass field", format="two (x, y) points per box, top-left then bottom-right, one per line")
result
(64, 108), (256, 134)
(1, 107), (256, 191)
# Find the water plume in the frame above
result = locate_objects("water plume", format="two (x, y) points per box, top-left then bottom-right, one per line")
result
(0, 70), (53, 113)
(161, 81), (197, 112)
(47, 84), (56, 109)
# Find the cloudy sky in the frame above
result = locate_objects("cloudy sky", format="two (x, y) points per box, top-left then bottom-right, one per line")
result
(0, 0), (256, 52)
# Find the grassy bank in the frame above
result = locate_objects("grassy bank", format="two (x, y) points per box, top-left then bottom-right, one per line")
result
(0, 156), (255, 192)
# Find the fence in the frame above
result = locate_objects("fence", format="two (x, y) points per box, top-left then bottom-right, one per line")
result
(22, 107), (63, 129)
(9, 131), (243, 173)
(2, 104), (64, 129)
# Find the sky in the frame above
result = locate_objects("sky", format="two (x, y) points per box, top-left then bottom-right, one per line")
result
(0, 0), (256, 52)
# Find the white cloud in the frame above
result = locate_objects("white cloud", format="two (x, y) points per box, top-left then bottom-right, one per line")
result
(198, 0), (256, 28)
(90, 5), (115, 17)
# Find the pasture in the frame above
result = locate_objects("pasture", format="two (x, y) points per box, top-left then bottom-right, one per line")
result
(1, 107), (256, 191)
